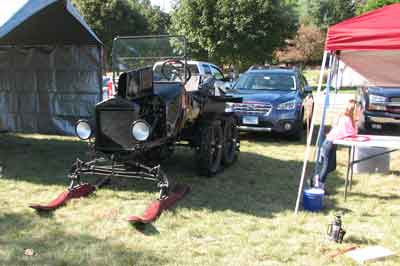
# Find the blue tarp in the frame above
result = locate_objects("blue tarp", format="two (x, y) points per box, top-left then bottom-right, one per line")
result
(0, 0), (102, 135)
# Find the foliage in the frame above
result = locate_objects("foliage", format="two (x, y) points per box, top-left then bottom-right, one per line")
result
(72, 0), (170, 53)
(299, 0), (356, 30)
(140, 0), (171, 34)
(274, 24), (325, 65)
(356, 0), (400, 14)
(170, 0), (298, 72)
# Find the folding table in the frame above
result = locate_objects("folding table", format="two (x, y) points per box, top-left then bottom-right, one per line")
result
(333, 135), (400, 200)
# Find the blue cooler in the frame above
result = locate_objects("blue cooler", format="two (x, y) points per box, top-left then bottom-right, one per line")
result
(303, 188), (325, 211)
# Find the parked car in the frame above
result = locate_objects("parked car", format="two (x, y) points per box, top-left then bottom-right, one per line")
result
(153, 60), (231, 90)
(102, 76), (114, 100)
(356, 87), (400, 131)
(226, 67), (314, 139)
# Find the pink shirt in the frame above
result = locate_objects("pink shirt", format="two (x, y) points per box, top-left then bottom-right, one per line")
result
(326, 115), (357, 141)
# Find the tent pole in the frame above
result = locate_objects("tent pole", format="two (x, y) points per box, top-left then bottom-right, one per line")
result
(334, 55), (340, 94)
(314, 54), (335, 163)
(294, 51), (329, 214)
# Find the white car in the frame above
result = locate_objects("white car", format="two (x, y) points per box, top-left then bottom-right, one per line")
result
(153, 60), (232, 93)
(153, 60), (227, 81)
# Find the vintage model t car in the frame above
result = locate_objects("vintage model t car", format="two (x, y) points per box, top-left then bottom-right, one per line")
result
(31, 36), (241, 223)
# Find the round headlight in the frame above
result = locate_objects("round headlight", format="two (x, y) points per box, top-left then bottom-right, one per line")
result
(131, 120), (150, 141)
(75, 120), (92, 140)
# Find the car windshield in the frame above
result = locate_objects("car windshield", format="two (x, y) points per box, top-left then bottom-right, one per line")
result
(234, 73), (296, 91)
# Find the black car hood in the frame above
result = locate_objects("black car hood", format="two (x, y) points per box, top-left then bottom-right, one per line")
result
(367, 87), (400, 97)
(227, 89), (297, 104)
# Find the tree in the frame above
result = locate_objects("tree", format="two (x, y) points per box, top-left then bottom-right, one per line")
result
(73, 0), (147, 49)
(274, 24), (325, 65)
(140, 0), (171, 34)
(299, 0), (355, 30)
(72, 0), (170, 51)
(356, 0), (400, 14)
(170, 0), (297, 72)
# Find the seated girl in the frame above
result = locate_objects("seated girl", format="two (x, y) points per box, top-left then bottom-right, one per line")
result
(313, 99), (359, 190)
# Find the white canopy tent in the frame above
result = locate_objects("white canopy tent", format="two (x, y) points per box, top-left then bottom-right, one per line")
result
(295, 3), (400, 213)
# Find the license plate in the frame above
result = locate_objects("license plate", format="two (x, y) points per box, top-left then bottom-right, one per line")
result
(243, 116), (259, 125)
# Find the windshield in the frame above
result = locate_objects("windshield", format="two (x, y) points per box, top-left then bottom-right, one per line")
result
(112, 36), (186, 74)
(234, 73), (297, 91)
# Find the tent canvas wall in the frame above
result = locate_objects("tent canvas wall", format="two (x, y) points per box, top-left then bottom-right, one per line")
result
(0, 0), (102, 135)
(295, 3), (400, 212)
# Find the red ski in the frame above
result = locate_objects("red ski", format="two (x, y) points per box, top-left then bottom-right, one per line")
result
(127, 184), (190, 224)
(30, 183), (96, 211)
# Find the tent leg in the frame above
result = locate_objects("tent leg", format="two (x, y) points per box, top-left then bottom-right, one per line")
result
(294, 51), (329, 214)
(314, 54), (335, 162)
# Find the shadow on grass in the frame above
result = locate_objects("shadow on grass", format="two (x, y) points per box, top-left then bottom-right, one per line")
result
(0, 133), (346, 219)
(131, 223), (160, 235)
(0, 134), (87, 186)
(345, 235), (379, 245)
(0, 212), (166, 266)
(347, 192), (400, 201)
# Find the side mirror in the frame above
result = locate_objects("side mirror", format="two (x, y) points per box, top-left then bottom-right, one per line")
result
(304, 85), (312, 93)
(225, 82), (233, 90)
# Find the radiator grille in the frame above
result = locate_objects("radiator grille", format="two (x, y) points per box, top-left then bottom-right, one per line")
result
(233, 102), (272, 116)
(96, 109), (138, 151)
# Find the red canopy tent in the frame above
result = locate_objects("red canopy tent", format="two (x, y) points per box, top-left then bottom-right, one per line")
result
(295, 4), (400, 212)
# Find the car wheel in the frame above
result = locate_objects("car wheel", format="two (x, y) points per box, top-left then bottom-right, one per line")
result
(286, 119), (304, 141)
(196, 120), (223, 177)
(222, 116), (239, 166)
(288, 126), (303, 141)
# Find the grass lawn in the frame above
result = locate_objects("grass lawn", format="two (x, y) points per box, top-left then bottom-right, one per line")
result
(1, 133), (399, 266)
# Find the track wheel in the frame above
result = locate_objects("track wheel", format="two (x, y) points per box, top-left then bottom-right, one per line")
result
(222, 116), (239, 166)
(196, 120), (223, 177)
(158, 169), (175, 199)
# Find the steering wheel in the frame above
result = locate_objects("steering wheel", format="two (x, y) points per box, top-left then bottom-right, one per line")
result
(161, 59), (191, 83)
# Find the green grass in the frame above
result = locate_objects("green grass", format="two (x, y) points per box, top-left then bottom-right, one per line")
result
(1, 133), (400, 266)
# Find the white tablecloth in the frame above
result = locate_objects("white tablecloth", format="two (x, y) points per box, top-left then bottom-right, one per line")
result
(333, 135), (400, 149)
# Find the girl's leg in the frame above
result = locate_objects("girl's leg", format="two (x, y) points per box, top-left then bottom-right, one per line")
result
(319, 140), (334, 184)
(318, 156), (329, 184)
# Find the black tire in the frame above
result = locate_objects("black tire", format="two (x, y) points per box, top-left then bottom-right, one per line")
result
(222, 116), (239, 166)
(196, 120), (223, 177)
(287, 125), (304, 141)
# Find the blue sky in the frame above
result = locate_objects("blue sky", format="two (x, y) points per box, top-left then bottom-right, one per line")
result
(0, 0), (27, 26)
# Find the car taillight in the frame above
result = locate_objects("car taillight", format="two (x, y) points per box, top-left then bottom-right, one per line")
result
(107, 81), (113, 97)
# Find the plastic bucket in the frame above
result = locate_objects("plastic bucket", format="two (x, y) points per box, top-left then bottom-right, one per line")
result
(303, 188), (325, 211)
